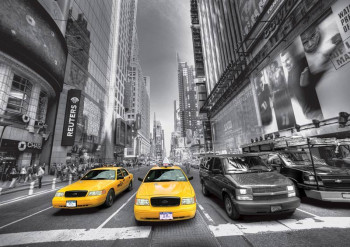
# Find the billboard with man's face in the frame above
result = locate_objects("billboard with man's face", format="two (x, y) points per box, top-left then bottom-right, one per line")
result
(252, 9), (350, 133)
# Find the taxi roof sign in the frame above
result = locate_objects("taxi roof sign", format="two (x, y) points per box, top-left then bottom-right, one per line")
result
(162, 158), (171, 167)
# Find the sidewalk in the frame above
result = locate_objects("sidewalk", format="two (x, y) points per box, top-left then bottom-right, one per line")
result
(0, 175), (65, 195)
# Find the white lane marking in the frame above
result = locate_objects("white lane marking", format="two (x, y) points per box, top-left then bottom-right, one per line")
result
(97, 191), (137, 229)
(0, 226), (152, 246)
(296, 208), (320, 218)
(197, 202), (215, 225)
(209, 224), (243, 237)
(209, 217), (350, 237)
(0, 187), (63, 207)
(0, 206), (53, 230)
(235, 221), (290, 234)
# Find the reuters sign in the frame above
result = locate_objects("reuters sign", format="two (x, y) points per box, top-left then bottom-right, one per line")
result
(61, 89), (82, 146)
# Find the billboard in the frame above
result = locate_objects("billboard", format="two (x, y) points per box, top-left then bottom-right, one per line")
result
(62, 90), (82, 146)
(252, 10), (350, 132)
(0, 0), (67, 93)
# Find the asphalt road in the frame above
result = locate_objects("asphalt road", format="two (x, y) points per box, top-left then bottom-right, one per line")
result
(0, 166), (350, 247)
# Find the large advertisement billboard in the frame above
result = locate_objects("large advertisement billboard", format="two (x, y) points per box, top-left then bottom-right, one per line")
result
(252, 10), (350, 133)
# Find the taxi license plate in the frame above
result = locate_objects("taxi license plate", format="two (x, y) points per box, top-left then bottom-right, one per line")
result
(66, 201), (77, 207)
(271, 205), (282, 212)
(342, 193), (350, 199)
(160, 212), (173, 220)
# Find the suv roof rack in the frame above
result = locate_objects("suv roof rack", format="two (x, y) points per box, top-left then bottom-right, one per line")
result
(241, 136), (350, 153)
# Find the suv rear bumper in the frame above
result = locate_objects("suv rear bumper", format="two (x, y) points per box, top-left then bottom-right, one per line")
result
(305, 190), (350, 202)
(234, 197), (300, 215)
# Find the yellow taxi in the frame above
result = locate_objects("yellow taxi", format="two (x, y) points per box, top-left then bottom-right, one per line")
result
(52, 167), (133, 209)
(134, 160), (196, 222)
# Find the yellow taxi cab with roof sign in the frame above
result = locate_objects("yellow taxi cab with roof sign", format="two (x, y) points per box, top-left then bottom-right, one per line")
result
(134, 158), (196, 222)
(52, 167), (133, 209)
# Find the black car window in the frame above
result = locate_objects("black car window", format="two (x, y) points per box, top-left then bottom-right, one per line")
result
(212, 158), (222, 171)
(121, 169), (128, 176)
(117, 169), (123, 178)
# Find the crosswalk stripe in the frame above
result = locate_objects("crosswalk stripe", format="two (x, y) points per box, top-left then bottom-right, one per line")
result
(0, 226), (152, 246)
(209, 217), (350, 237)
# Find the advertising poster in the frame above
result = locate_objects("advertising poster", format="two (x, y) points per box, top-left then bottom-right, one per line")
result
(252, 10), (350, 132)
(237, 0), (268, 37)
(331, 0), (350, 42)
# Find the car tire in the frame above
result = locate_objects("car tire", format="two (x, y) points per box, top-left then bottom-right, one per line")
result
(104, 189), (115, 207)
(294, 182), (305, 198)
(202, 182), (210, 196)
(128, 181), (133, 191)
(135, 218), (144, 226)
(224, 194), (240, 220)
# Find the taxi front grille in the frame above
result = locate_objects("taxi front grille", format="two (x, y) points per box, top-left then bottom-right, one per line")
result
(65, 191), (88, 197)
(151, 197), (180, 207)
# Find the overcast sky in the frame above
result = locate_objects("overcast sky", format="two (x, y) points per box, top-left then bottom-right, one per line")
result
(137, 0), (194, 155)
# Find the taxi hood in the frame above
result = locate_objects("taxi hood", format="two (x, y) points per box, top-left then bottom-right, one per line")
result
(137, 181), (194, 197)
(61, 180), (115, 192)
(227, 171), (290, 187)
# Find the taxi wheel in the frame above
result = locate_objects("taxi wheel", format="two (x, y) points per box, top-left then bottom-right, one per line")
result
(224, 194), (240, 220)
(104, 189), (115, 207)
(202, 182), (210, 196)
(128, 181), (133, 191)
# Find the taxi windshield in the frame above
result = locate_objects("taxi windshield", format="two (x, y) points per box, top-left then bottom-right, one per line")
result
(81, 170), (116, 180)
(144, 169), (187, 182)
(225, 156), (271, 173)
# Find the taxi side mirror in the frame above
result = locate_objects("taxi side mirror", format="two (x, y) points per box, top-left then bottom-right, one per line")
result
(188, 176), (193, 180)
(138, 177), (143, 182)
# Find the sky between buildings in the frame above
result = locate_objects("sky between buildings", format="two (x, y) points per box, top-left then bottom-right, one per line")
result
(137, 0), (195, 155)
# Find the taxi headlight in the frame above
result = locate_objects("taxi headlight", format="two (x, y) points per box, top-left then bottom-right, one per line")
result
(55, 192), (64, 197)
(182, 197), (196, 205)
(88, 190), (106, 196)
(135, 198), (150, 206)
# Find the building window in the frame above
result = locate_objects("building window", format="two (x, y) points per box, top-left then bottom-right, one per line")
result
(6, 75), (32, 115)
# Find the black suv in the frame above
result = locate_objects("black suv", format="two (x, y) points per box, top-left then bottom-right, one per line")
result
(262, 150), (350, 202)
(199, 154), (300, 219)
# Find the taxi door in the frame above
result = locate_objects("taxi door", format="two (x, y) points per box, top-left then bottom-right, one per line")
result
(115, 169), (125, 194)
(120, 168), (131, 190)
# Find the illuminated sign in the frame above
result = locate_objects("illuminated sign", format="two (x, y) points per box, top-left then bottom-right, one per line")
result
(61, 89), (81, 146)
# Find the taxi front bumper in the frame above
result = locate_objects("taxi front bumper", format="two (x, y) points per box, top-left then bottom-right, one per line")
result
(134, 204), (196, 221)
(52, 195), (106, 209)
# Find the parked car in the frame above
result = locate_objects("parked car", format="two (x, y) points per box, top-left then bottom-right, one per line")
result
(199, 154), (300, 219)
(261, 150), (350, 202)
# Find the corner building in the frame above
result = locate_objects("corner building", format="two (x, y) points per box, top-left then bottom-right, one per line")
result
(0, 0), (67, 174)
(195, 0), (350, 153)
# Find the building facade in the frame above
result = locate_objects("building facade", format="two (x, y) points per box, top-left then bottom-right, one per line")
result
(153, 114), (165, 161)
(177, 56), (204, 154)
(125, 27), (150, 160)
(0, 0), (67, 175)
(194, 0), (350, 153)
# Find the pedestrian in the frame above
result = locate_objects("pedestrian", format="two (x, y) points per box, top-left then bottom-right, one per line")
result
(19, 166), (26, 183)
(33, 164), (38, 180)
(26, 165), (33, 182)
(56, 163), (62, 180)
(36, 166), (45, 188)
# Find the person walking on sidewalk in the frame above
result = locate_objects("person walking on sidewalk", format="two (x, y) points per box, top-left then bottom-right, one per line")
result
(25, 165), (33, 182)
(19, 166), (26, 183)
(36, 166), (45, 188)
